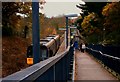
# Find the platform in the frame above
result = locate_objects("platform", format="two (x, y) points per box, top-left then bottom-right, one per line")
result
(74, 50), (118, 80)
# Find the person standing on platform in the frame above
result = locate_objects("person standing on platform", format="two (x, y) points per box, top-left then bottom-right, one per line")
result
(74, 41), (79, 50)
(81, 43), (86, 53)
(80, 43), (82, 52)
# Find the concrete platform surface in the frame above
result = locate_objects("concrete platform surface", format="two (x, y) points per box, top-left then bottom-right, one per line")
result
(74, 50), (118, 80)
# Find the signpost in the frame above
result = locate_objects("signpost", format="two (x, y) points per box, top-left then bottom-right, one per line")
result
(65, 14), (78, 49)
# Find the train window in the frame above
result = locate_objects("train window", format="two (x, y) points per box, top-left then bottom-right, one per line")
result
(40, 40), (49, 42)
(27, 46), (33, 58)
(40, 42), (48, 45)
(41, 49), (47, 58)
(46, 37), (54, 39)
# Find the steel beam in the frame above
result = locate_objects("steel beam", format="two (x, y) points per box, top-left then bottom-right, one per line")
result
(32, 2), (40, 64)
(66, 17), (68, 49)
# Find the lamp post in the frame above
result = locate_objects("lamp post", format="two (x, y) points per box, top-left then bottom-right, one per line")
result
(65, 14), (78, 49)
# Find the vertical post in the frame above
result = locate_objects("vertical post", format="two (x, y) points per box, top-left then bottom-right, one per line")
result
(68, 27), (70, 47)
(66, 17), (68, 49)
(32, 2), (40, 64)
(0, 2), (2, 78)
(65, 31), (66, 49)
(70, 28), (71, 46)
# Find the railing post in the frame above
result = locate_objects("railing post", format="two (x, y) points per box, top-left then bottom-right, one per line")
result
(32, 1), (40, 64)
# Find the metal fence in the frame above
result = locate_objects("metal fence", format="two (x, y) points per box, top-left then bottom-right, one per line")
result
(2, 46), (74, 82)
(86, 44), (120, 75)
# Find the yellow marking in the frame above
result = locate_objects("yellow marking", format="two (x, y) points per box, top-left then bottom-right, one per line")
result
(27, 58), (33, 65)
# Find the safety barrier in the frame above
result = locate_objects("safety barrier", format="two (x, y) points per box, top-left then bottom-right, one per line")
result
(86, 45), (120, 76)
(87, 44), (120, 58)
(2, 46), (74, 82)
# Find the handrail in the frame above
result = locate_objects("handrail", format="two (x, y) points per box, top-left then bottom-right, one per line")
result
(2, 46), (71, 81)
(86, 46), (120, 77)
(86, 47), (120, 60)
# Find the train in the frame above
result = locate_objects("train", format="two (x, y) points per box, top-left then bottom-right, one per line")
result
(26, 35), (64, 65)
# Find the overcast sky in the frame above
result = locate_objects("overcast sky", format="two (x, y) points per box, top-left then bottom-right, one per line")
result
(42, 0), (85, 18)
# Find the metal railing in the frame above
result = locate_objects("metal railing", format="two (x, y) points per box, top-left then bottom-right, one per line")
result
(2, 46), (74, 82)
(86, 45), (120, 76)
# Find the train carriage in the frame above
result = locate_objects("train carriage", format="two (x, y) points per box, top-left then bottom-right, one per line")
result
(46, 35), (60, 50)
(27, 35), (60, 65)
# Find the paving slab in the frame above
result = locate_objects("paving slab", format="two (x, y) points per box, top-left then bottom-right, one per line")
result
(74, 50), (118, 80)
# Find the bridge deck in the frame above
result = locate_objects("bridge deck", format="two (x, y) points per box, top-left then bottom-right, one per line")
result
(74, 50), (117, 80)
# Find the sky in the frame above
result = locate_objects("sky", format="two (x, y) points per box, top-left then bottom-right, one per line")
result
(42, 0), (85, 18)
(17, 0), (85, 18)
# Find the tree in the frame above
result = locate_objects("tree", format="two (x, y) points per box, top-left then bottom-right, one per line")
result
(2, 2), (21, 27)
(102, 2), (120, 45)
(2, 2), (21, 36)
(102, 2), (120, 31)
(76, 2), (107, 32)
(76, 2), (108, 43)
(77, 2), (107, 17)
(2, 2), (32, 36)
(74, 16), (84, 32)
(81, 12), (101, 35)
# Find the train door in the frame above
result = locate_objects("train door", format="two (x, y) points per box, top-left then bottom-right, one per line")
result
(40, 46), (48, 60)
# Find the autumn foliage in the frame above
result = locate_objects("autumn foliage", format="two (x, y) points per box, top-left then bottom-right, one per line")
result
(76, 2), (120, 45)
(2, 37), (31, 77)
(2, 2), (66, 77)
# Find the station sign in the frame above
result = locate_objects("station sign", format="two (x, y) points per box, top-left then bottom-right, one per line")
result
(59, 28), (66, 31)
(69, 26), (77, 29)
